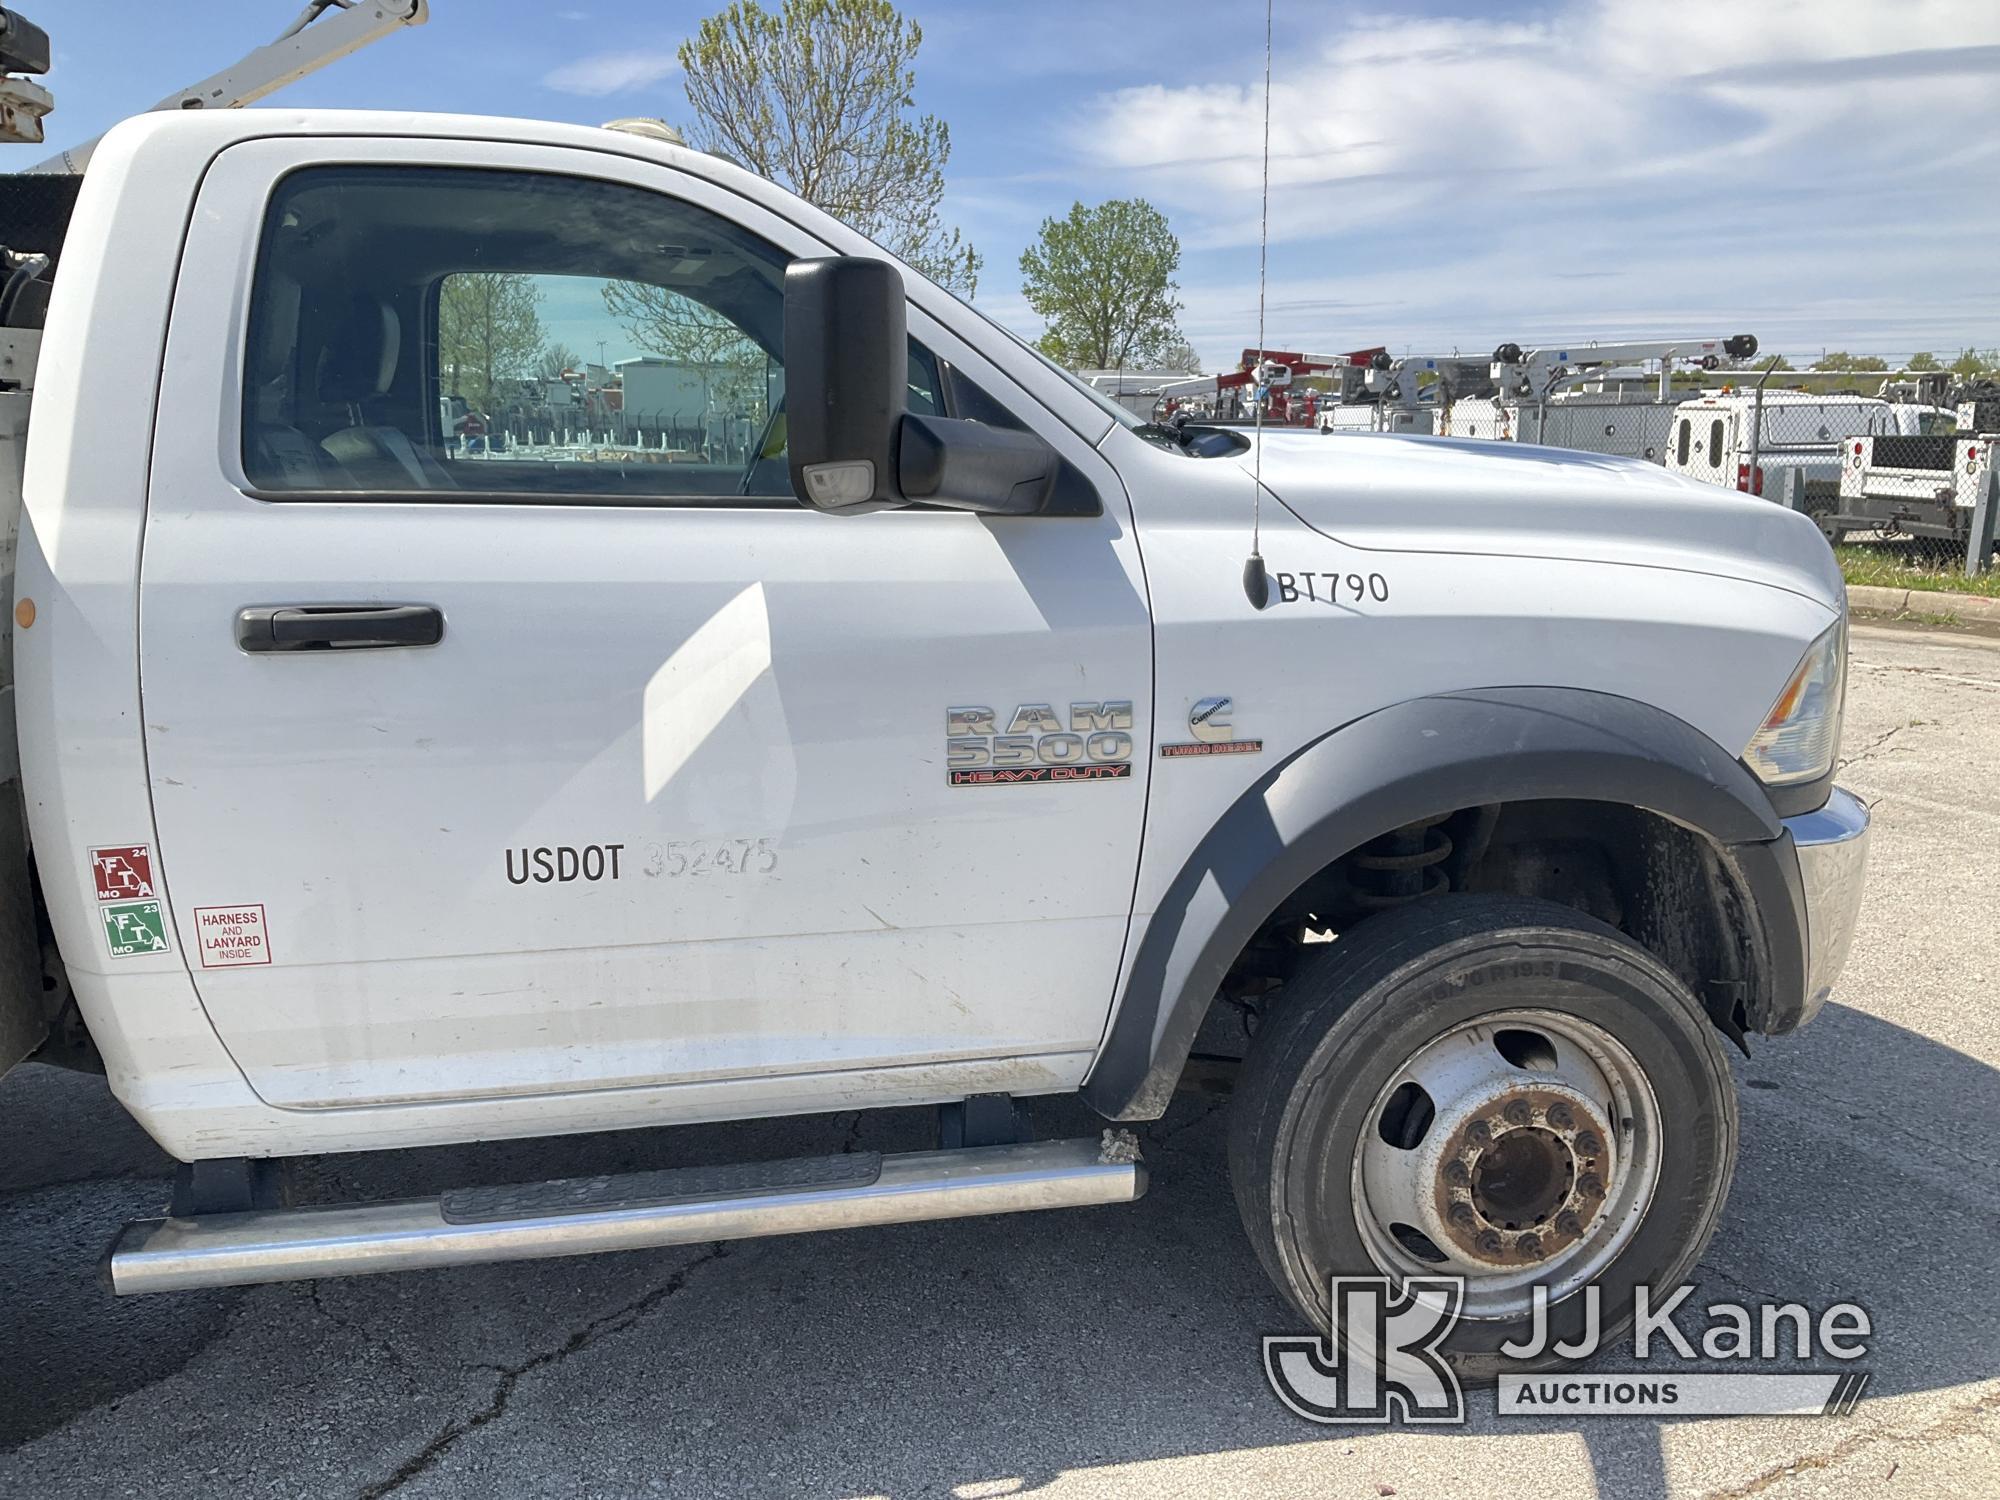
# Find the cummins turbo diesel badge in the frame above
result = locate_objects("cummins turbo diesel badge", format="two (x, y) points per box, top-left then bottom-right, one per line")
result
(946, 702), (1134, 787)
(1161, 696), (1263, 759)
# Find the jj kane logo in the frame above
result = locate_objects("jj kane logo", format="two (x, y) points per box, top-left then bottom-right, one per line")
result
(1264, 1278), (1466, 1424)
(1265, 1277), (1873, 1424)
(945, 702), (1134, 787)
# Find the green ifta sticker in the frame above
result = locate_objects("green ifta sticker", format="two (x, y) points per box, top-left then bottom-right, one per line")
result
(101, 899), (170, 957)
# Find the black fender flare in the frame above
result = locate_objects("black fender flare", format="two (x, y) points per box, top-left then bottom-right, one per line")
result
(1081, 686), (1805, 1121)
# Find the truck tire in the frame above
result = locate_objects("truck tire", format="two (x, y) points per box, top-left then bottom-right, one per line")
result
(1228, 894), (1737, 1378)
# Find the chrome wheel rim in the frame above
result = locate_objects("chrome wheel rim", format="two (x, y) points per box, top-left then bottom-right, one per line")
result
(1350, 1008), (1663, 1322)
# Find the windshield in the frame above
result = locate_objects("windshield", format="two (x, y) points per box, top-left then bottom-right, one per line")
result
(1004, 328), (1148, 428)
(844, 228), (1148, 431)
(949, 298), (1146, 429)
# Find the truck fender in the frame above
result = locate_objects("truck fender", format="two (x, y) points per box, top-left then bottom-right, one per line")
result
(1081, 686), (1803, 1121)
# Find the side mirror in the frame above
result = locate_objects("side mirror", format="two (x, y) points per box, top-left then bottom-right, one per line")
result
(784, 257), (908, 515)
(782, 253), (1062, 518)
(900, 415), (1055, 516)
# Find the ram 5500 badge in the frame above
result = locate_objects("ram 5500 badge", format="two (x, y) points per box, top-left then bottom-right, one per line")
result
(945, 702), (1135, 786)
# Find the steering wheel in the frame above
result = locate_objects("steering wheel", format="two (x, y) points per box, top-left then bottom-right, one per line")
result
(740, 397), (787, 496)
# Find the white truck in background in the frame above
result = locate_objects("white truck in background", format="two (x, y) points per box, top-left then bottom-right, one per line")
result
(0, 15), (1871, 1375)
(1663, 389), (1951, 511)
(1827, 385), (2000, 548)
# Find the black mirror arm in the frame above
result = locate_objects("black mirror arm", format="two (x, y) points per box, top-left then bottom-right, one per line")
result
(897, 414), (1056, 517)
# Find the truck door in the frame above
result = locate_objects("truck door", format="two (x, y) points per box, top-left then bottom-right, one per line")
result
(138, 139), (1152, 1115)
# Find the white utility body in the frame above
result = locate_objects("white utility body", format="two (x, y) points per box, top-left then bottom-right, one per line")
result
(1827, 392), (1997, 546)
(1663, 389), (1941, 499)
(0, 109), (1870, 1362)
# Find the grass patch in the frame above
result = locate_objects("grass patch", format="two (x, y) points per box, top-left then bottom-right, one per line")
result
(1836, 543), (2000, 598)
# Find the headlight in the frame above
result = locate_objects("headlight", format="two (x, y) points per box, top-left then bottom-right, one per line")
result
(1743, 620), (1846, 785)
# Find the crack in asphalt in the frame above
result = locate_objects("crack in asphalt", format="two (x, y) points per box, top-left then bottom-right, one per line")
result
(305, 1282), (424, 1395)
(1838, 775), (2000, 828)
(1860, 662), (2000, 693)
(1745, 1074), (2000, 1192)
(356, 1243), (733, 1499)
(1145, 1096), (1228, 1147)
(1837, 721), (1917, 772)
(1702, 1381), (2000, 1498)
(1693, 1261), (1798, 1310)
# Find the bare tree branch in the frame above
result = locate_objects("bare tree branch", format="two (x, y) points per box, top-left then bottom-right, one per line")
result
(679, 0), (981, 296)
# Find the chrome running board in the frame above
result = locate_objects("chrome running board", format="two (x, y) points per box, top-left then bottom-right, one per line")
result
(107, 1135), (1145, 1295)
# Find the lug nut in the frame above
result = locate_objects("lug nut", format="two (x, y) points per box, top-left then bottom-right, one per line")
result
(1476, 1229), (1504, 1256)
(1556, 1211), (1584, 1237)
(1576, 1131), (1603, 1156)
(1517, 1233), (1543, 1258)
(1448, 1201), (1476, 1227)
(1444, 1159), (1470, 1185)
(1467, 1119), (1492, 1144)
(1578, 1174), (1605, 1199)
(1546, 1102), (1574, 1130)
(1503, 1099), (1532, 1126)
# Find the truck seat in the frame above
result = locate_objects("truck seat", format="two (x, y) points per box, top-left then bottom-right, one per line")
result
(244, 270), (361, 492)
(315, 297), (456, 491)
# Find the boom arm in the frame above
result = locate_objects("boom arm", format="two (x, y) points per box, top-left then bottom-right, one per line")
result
(1493, 335), (1759, 402)
(29, 0), (430, 175)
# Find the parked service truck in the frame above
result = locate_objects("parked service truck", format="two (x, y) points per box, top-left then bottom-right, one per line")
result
(1827, 387), (1998, 546)
(1664, 389), (1948, 504)
(0, 108), (1871, 1377)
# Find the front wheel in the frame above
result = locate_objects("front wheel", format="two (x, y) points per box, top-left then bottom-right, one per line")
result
(1228, 894), (1738, 1376)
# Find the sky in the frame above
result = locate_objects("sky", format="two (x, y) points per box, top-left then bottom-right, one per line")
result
(7, 0), (2000, 372)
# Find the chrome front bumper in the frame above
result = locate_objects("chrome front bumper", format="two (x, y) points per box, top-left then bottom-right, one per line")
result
(1782, 786), (1871, 1024)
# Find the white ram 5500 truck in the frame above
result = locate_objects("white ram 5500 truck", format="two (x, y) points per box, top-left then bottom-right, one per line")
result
(0, 111), (1868, 1375)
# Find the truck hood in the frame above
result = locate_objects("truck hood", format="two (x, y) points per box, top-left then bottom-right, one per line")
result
(1241, 430), (1845, 611)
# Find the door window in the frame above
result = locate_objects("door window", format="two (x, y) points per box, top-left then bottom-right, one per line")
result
(240, 165), (1015, 507)
(243, 165), (798, 502)
(1709, 419), (1726, 466)
(1676, 418), (1690, 466)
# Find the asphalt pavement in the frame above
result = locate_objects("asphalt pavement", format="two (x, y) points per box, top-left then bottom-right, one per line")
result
(1, 620), (1995, 1499)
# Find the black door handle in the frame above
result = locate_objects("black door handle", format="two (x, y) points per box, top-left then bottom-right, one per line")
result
(237, 604), (445, 653)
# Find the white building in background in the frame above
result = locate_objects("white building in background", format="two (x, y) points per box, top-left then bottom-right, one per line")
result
(615, 356), (710, 425)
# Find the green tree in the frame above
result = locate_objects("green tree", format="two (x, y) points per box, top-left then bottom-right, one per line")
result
(1810, 351), (1889, 372)
(1755, 354), (1793, 372)
(1153, 337), (1203, 374)
(1018, 198), (1186, 371)
(1906, 351), (1941, 371)
(1949, 348), (1996, 378)
(1033, 329), (1072, 364)
(538, 343), (584, 381)
(438, 273), (545, 409)
(679, 0), (980, 295)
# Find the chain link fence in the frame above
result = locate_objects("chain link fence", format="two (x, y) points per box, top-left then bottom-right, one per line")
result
(441, 404), (765, 471)
(1710, 377), (2000, 575)
(1489, 372), (2000, 578)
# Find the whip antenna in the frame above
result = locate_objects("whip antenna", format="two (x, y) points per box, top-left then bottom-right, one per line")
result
(1242, 0), (1275, 609)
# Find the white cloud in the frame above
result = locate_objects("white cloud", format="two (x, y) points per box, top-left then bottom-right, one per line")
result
(1080, 1), (2000, 235)
(1061, 0), (2000, 363)
(543, 51), (680, 97)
